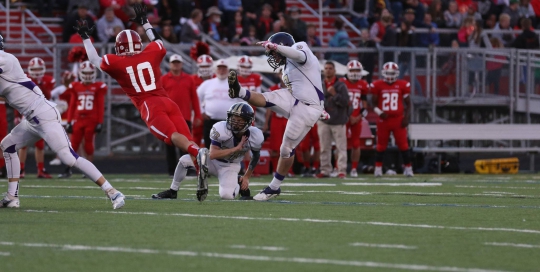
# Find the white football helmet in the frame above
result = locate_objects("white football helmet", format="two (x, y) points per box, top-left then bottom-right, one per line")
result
(346, 60), (365, 81)
(28, 57), (46, 80)
(381, 62), (399, 83)
(237, 55), (253, 77)
(79, 61), (96, 84)
(197, 54), (214, 78)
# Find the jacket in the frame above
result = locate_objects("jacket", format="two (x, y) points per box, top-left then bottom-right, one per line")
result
(321, 77), (350, 125)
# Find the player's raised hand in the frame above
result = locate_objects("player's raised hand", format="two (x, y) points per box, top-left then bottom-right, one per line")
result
(256, 41), (278, 51)
(73, 20), (95, 40)
(130, 3), (148, 25)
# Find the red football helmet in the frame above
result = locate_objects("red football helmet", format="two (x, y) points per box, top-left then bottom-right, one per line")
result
(28, 57), (46, 80)
(346, 60), (365, 81)
(197, 54), (214, 78)
(115, 30), (143, 56)
(381, 62), (399, 83)
(237, 55), (253, 77)
(79, 61), (96, 84)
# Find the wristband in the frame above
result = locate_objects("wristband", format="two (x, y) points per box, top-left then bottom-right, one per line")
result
(374, 107), (384, 116)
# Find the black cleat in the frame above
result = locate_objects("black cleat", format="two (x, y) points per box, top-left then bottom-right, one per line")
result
(228, 70), (241, 98)
(238, 176), (252, 200)
(152, 189), (178, 199)
(58, 168), (72, 178)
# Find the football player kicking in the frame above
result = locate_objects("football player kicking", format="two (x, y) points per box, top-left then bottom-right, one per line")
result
(152, 102), (263, 200)
(229, 32), (327, 201)
(0, 34), (125, 209)
(371, 62), (413, 177)
(77, 4), (210, 201)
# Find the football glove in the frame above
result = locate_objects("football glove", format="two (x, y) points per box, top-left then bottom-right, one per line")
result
(73, 20), (95, 40)
(130, 4), (149, 25)
(65, 123), (73, 133)
(95, 123), (103, 133)
(256, 41), (278, 51)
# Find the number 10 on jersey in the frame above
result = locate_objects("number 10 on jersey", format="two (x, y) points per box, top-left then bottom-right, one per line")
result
(126, 62), (156, 92)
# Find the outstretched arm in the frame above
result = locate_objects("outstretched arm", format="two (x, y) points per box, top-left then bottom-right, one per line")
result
(74, 20), (102, 69)
(256, 41), (307, 64)
(131, 4), (163, 44)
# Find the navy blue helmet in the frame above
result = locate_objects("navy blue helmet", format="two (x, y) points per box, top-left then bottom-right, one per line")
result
(266, 32), (295, 70)
(227, 102), (254, 134)
(0, 34), (4, 50)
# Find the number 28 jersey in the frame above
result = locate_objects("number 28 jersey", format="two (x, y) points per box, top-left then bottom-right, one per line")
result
(100, 41), (168, 108)
(370, 79), (410, 117)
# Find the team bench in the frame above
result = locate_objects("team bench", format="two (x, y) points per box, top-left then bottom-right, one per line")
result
(408, 124), (540, 173)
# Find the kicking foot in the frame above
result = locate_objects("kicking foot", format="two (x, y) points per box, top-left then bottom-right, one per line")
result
(106, 189), (125, 209)
(1, 193), (19, 208)
(196, 148), (209, 202)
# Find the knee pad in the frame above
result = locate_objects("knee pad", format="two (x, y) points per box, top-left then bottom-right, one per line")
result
(279, 145), (296, 159)
(1, 135), (17, 154)
(57, 146), (78, 167)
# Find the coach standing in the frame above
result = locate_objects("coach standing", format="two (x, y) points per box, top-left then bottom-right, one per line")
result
(316, 61), (350, 179)
(161, 54), (202, 176)
(197, 59), (243, 148)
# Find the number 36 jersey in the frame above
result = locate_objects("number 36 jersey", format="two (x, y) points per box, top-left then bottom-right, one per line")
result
(210, 121), (264, 163)
(66, 81), (107, 123)
(370, 79), (410, 118)
(100, 41), (168, 108)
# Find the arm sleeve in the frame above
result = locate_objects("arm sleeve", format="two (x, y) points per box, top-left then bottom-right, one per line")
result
(83, 39), (103, 69)
(143, 22), (163, 43)
(51, 85), (67, 100)
(248, 150), (260, 171)
(96, 84), (107, 123)
(276, 45), (307, 64)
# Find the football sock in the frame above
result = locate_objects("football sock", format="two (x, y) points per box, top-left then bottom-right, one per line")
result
(240, 88), (251, 101)
(73, 157), (103, 182)
(8, 181), (19, 197)
(171, 156), (191, 191)
(100, 181), (113, 192)
(37, 162), (44, 172)
(269, 172), (284, 190)
(187, 144), (199, 157)
(352, 161), (358, 169)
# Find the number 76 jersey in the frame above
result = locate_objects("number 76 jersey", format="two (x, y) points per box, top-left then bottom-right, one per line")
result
(370, 79), (410, 118)
(100, 41), (168, 108)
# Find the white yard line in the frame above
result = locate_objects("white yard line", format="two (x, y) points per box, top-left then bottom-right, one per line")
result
(0, 252), (10, 256)
(249, 182), (335, 187)
(350, 243), (417, 250)
(343, 183), (442, 186)
(229, 245), (287, 251)
(485, 242), (540, 249)
(94, 211), (540, 235)
(456, 185), (538, 190)
(0, 241), (507, 272)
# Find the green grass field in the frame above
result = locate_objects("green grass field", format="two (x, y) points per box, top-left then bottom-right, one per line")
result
(1, 174), (540, 272)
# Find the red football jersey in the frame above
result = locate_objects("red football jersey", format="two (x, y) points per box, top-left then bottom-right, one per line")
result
(370, 79), (410, 117)
(269, 83), (286, 119)
(340, 78), (369, 117)
(238, 73), (262, 93)
(100, 41), (167, 108)
(29, 74), (55, 100)
(162, 72), (201, 122)
(66, 81), (107, 123)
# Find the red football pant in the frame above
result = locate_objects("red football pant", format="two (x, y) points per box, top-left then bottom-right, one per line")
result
(376, 116), (409, 152)
(347, 119), (362, 149)
(269, 117), (287, 152)
(298, 124), (320, 152)
(70, 119), (98, 156)
(139, 97), (193, 145)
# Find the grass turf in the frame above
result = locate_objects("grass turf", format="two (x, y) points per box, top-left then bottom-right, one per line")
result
(1, 174), (540, 272)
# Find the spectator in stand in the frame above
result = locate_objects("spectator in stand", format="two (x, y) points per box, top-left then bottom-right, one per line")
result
(369, 0), (392, 22)
(512, 17), (540, 49)
(264, 20), (285, 41)
(96, 7), (125, 43)
(242, 0), (265, 25)
(99, 0), (131, 26)
(157, 0), (182, 31)
(444, 1), (463, 29)
(477, 0), (492, 20)
(63, 5), (96, 43)
(240, 25), (260, 48)
(397, 17), (423, 95)
(370, 10), (391, 43)
(219, 0), (242, 26)
(381, 15), (397, 63)
(161, 54), (202, 176)
(178, 0), (195, 24)
(203, 6), (227, 43)
(419, 13), (440, 47)
(358, 29), (377, 83)
(457, 17), (476, 46)
(389, 0), (404, 25)
(492, 13), (515, 47)
(160, 24), (179, 43)
(287, 6), (307, 43)
(256, 4), (274, 41)
(328, 19), (350, 65)
(265, 0), (286, 19)
(484, 13), (498, 30)
(406, 0), (426, 27)
(352, 1), (369, 28)
(518, 0), (536, 24)
(503, 0), (521, 27)
(107, 26), (124, 42)
(67, 0), (100, 17)
(306, 24), (322, 47)
(486, 38), (505, 94)
(428, 0), (445, 28)
(180, 9), (204, 44)
(135, 25), (151, 42)
(228, 11), (248, 42)
(465, 3), (483, 22)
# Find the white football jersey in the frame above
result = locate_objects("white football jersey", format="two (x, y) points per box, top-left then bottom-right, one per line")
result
(281, 41), (324, 110)
(0, 50), (56, 118)
(209, 121), (264, 163)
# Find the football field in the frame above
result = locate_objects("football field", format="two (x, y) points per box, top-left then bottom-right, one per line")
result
(1, 174), (540, 272)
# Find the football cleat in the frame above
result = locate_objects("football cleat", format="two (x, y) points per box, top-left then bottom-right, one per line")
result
(49, 158), (62, 165)
(403, 166), (414, 177)
(58, 167), (72, 178)
(239, 189), (252, 200)
(1, 194), (20, 208)
(374, 166), (383, 177)
(37, 169), (53, 179)
(253, 186), (281, 201)
(315, 172), (329, 178)
(152, 189), (178, 199)
(350, 169), (358, 177)
(337, 173), (346, 179)
(106, 189), (125, 209)
(228, 70), (241, 98)
(330, 167), (339, 178)
(196, 148), (209, 202)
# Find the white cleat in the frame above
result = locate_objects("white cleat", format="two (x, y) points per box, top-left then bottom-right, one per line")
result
(404, 166), (414, 177)
(107, 189), (125, 209)
(374, 166), (383, 177)
(196, 148), (209, 202)
(253, 186), (281, 201)
(49, 158), (62, 165)
(330, 167), (339, 178)
(350, 169), (358, 177)
(1, 193), (20, 208)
